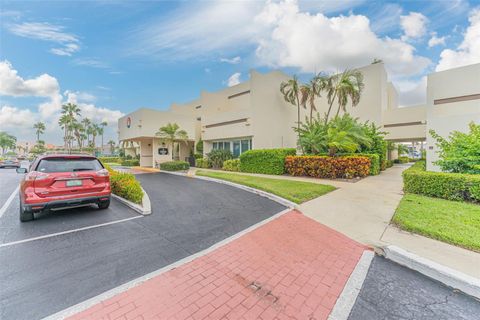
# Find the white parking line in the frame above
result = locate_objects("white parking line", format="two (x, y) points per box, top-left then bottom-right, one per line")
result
(0, 185), (19, 219)
(0, 215), (143, 248)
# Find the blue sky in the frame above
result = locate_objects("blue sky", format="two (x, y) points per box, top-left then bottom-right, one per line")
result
(1, 0), (479, 144)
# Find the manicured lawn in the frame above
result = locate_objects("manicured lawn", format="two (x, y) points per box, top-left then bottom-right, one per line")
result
(393, 194), (480, 252)
(196, 170), (335, 204)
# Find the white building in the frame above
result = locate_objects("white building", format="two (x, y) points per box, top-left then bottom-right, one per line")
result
(118, 63), (480, 171)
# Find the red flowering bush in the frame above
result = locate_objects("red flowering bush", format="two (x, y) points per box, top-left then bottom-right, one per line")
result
(285, 155), (371, 179)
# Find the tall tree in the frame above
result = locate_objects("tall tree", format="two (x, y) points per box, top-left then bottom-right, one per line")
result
(81, 118), (92, 145)
(155, 123), (188, 160)
(280, 75), (302, 139)
(99, 121), (108, 155)
(33, 122), (46, 142)
(300, 74), (329, 121)
(107, 140), (116, 155)
(60, 103), (81, 152)
(324, 69), (364, 123)
(89, 123), (100, 152)
(0, 132), (17, 155)
(58, 114), (70, 151)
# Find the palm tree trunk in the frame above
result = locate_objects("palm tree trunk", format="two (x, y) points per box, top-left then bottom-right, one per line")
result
(101, 134), (104, 156)
(325, 92), (337, 124)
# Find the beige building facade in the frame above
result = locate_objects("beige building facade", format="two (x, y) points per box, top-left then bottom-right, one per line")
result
(118, 63), (480, 171)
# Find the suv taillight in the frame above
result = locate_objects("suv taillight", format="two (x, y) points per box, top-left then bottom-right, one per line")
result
(96, 169), (109, 177)
(25, 172), (49, 181)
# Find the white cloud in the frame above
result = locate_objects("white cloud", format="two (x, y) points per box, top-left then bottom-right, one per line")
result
(220, 56), (241, 64)
(129, 1), (264, 59)
(130, 1), (430, 78)
(0, 60), (60, 97)
(436, 8), (480, 71)
(400, 12), (428, 40)
(7, 22), (80, 56)
(227, 73), (241, 86)
(0, 61), (124, 143)
(428, 33), (446, 47)
(0, 105), (36, 129)
(254, 1), (430, 76)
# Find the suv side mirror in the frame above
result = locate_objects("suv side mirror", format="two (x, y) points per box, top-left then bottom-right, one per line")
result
(16, 168), (28, 174)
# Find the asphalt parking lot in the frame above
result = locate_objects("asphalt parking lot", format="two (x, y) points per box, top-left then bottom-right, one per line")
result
(0, 169), (285, 320)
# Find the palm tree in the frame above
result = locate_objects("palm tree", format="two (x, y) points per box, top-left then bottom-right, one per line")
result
(99, 121), (108, 155)
(72, 122), (85, 151)
(155, 123), (188, 160)
(107, 140), (116, 155)
(33, 122), (46, 142)
(81, 118), (92, 144)
(300, 74), (329, 121)
(89, 123), (100, 153)
(280, 75), (302, 138)
(60, 103), (81, 152)
(58, 114), (70, 151)
(324, 69), (364, 123)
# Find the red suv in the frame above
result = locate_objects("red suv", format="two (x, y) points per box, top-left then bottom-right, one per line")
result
(17, 154), (111, 222)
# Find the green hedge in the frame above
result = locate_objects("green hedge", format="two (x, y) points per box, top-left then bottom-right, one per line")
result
(222, 159), (240, 172)
(121, 159), (140, 166)
(104, 165), (143, 204)
(386, 160), (394, 168)
(195, 158), (211, 168)
(403, 161), (480, 203)
(160, 161), (190, 171)
(239, 148), (296, 175)
(395, 156), (409, 164)
(98, 157), (121, 164)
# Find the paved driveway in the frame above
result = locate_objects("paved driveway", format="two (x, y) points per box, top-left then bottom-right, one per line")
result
(349, 256), (480, 320)
(0, 171), (285, 320)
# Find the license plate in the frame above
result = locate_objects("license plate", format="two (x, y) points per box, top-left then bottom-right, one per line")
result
(66, 180), (82, 187)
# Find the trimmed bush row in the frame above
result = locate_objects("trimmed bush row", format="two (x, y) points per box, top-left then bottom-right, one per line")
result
(160, 161), (190, 171)
(318, 152), (380, 175)
(394, 156), (409, 164)
(121, 159), (140, 166)
(403, 161), (480, 203)
(104, 164), (143, 204)
(240, 148), (296, 175)
(98, 157), (121, 164)
(285, 155), (371, 179)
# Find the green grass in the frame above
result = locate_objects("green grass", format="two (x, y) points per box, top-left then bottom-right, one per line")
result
(196, 170), (335, 204)
(393, 194), (480, 252)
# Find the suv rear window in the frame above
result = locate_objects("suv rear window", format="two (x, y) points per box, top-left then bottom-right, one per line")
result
(36, 158), (103, 173)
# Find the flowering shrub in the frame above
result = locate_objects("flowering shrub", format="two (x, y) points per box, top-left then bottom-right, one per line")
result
(285, 155), (371, 179)
(104, 164), (143, 204)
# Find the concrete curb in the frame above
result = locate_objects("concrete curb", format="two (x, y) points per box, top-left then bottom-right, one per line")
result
(111, 186), (151, 215)
(329, 250), (375, 320)
(381, 245), (480, 300)
(41, 207), (292, 320)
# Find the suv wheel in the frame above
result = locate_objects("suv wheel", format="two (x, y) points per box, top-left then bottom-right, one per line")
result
(19, 200), (34, 222)
(98, 200), (110, 210)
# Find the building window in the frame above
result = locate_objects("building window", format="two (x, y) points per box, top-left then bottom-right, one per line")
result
(212, 138), (252, 157)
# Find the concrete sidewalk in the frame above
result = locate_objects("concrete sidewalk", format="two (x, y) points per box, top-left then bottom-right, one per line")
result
(299, 165), (480, 279)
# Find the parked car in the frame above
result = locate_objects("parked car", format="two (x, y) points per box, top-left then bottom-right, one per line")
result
(0, 157), (20, 168)
(16, 154), (111, 222)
